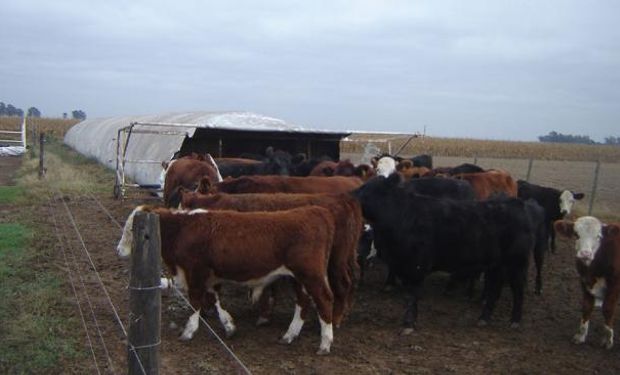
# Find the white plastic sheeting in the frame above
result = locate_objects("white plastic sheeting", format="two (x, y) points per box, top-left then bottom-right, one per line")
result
(63, 111), (339, 186)
(0, 146), (26, 156)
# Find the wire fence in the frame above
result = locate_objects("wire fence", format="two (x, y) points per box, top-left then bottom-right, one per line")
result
(48, 191), (253, 374)
(342, 150), (620, 219)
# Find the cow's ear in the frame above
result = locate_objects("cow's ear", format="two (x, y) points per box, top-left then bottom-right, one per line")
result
(603, 225), (620, 237)
(161, 161), (169, 170)
(573, 192), (585, 200)
(386, 172), (402, 186)
(370, 157), (378, 169)
(554, 220), (575, 238)
(197, 177), (211, 194)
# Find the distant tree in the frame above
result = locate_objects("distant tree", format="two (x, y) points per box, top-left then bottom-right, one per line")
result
(63, 112), (68, 119)
(27, 107), (41, 118)
(0, 102), (24, 117)
(71, 110), (87, 120)
(604, 136), (620, 146)
(538, 131), (596, 145)
(6, 104), (19, 116)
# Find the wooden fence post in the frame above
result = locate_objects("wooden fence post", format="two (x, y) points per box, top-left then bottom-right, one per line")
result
(588, 160), (601, 216)
(38, 133), (45, 178)
(473, 156), (478, 165)
(128, 211), (161, 375)
(525, 158), (534, 182)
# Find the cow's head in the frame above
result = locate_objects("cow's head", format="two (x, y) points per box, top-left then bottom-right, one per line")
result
(554, 216), (603, 266)
(375, 156), (397, 178)
(559, 190), (585, 216)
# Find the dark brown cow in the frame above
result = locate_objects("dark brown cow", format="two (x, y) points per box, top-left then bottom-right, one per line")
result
(555, 217), (620, 349)
(309, 160), (338, 176)
(117, 205), (337, 355)
(210, 175), (363, 194)
(454, 170), (517, 200)
(310, 160), (376, 181)
(161, 153), (222, 207)
(179, 189), (363, 326)
(396, 160), (431, 180)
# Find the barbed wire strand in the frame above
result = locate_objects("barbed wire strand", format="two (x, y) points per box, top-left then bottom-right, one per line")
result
(48, 199), (102, 375)
(169, 283), (252, 375)
(55, 193), (148, 375)
(61, 197), (118, 374)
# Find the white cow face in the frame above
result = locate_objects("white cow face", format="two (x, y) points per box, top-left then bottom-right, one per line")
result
(572, 216), (603, 265)
(559, 190), (584, 216)
(375, 157), (397, 178)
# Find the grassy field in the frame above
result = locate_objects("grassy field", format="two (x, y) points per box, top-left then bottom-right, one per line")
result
(342, 133), (620, 162)
(0, 117), (79, 142)
(0, 188), (86, 373)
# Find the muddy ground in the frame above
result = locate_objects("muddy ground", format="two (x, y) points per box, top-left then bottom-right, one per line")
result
(3, 156), (620, 374)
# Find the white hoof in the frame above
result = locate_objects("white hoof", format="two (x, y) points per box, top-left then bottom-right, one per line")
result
(400, 327), (415, 336)
(256, 317), (270, 326)
(572, 334), (586, 345)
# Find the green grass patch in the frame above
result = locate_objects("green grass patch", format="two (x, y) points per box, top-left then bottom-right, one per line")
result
(0, 222), (84, 373)
(0, 186), (24, 204)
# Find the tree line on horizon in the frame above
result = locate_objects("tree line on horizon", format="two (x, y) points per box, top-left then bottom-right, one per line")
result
(0, 101), (87, 120)
(539, 131), (619, 146)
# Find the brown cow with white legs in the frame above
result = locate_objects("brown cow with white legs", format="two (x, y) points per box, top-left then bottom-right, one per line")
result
(117, 205), (337, 355)
(178, 189), (363, 327)
(555, 216), (620, 349)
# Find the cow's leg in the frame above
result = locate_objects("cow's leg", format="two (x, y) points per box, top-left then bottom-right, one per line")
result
(329, 264), (352, 328)
(300, 274), (334, 355)
(573, 289), (595, 345)
(209, 288), (236, 337)
(549, 223), (556, 253)
(600, 288), (619, 349)
(533, 243), (545, 296)
(279, 281), (311, 345)
(401, 281), (423, 335)
(179, 278), (205, 341)
(255, 284), (276, 326)
(508, 266), (528, 328)
(478, 268), (503, 326)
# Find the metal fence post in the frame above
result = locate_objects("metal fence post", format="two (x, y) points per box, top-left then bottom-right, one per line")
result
(38, 133), (45, 178)
(128, 211), (161, 375)
(473, 156), (478, 165)
(588, 160), (601, 216)
(526, 158), (534, 182)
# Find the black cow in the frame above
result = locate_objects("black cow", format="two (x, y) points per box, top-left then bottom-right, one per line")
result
(517, 180), (585, 252)
(404, 177), (476, 200)
(353, 174), (533, 333)
(370, 177), (476, 289)
(217, 147), (292, 177)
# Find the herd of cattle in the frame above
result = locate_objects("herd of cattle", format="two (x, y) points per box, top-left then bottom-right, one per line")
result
(115, 148), (620, 355)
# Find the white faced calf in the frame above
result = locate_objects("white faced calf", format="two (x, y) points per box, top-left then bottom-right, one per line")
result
(555, 216), (620, 349)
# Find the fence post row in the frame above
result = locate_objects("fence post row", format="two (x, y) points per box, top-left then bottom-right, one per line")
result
(588, 160), (601, 216)
(38, 133), (45, 178)
(128, 211), (161, 375)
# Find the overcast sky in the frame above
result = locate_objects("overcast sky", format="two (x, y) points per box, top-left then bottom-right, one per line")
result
(2, 1), (618, 141)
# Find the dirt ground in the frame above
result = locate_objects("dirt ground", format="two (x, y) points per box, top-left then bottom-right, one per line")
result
(3, 157), (620, 374)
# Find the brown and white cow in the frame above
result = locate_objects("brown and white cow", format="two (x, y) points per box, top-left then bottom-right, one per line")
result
(555, 217), (620, 349)
(160, 153), (222, 207)
(117, 205), (337, 355)
(454, 170), (517, 200)
(178, 189), (364, 326)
